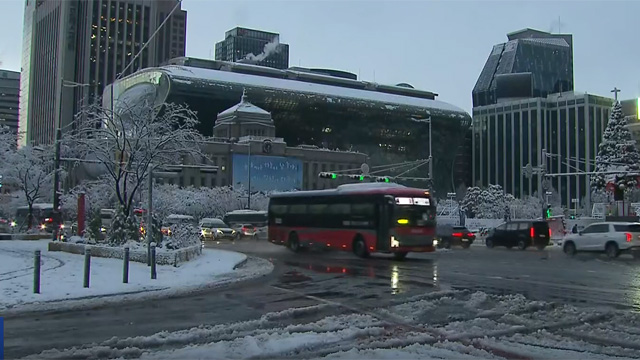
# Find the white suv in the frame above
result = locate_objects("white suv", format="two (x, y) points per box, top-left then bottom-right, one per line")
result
(562, 222), (640, 258)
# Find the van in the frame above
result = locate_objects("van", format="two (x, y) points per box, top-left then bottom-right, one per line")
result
(485, 220), (550, 250)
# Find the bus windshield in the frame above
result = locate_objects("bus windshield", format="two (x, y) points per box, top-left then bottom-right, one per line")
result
(394, 197), (436, 227)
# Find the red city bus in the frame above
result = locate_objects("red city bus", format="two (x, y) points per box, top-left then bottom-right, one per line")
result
(268, 183), (437, 260)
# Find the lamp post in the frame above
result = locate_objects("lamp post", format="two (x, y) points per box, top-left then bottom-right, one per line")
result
(247, 139), (251, 209)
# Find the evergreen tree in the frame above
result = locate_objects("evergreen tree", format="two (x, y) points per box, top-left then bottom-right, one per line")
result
(108, 206), (138, 246)
(592, 101), (640, 200)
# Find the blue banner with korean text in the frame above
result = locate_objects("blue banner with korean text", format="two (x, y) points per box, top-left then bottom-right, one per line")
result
(232, 154), (303, 192)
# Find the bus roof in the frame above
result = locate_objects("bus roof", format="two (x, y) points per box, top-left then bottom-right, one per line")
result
(269, 183), (431, 199)
(225, 210), (267, 215)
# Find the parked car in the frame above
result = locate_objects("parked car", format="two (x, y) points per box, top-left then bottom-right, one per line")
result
(199, 218), (237, 240)
(561, 222), (640, 259)
(485, 220), (550, 250)
(436, 224), (475, 249)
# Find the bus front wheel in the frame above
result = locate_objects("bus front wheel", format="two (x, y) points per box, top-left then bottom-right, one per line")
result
(288, 232), (301, 253)
(353, 237), (369, 258)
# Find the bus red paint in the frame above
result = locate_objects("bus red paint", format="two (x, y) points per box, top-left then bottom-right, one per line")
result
(268, 183), (437, 260)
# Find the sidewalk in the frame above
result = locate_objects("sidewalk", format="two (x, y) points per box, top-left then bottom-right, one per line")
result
(0, 240), (272, 314)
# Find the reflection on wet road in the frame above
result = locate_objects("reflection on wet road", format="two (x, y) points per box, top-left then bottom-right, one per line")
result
(210, 240), (640, 311)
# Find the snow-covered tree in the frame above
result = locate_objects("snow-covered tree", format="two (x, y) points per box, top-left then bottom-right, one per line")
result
(460, 186), (482, 218)
(2, 146), (55, 229)
(592, 101), (640, 200)
(107, 206), (139, 246)
(60, 175), (116, 220)
(64, 98), (205, 219)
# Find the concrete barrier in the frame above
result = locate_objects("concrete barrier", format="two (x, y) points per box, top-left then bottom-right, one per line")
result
(48, 242), (202, 266)
(0, 233), (52, 241)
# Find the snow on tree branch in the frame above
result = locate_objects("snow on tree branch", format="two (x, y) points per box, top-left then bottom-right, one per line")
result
(592, 101), (640, 197)
(63, 97), (206, 217)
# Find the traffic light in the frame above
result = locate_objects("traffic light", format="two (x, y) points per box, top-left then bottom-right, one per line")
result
(545, 205), (552, 219)
(375, 176), (391, 183)
(319, 172), (337, 179)
(359, 175), (365, 181)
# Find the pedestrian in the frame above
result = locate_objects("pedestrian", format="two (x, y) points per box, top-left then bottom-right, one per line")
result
(572, 224), (578, 234)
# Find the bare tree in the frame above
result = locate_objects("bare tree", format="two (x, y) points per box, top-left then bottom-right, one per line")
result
(3, 146), (54, 229)
(65, 97), (205, 218)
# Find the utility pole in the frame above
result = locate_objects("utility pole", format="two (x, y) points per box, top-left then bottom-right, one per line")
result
(427, 117), (433, 188)
(247, 140), (252, 209)
(146, 166), (153, 266)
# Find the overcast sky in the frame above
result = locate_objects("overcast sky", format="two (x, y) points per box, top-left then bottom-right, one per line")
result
(1, 0), (638, 113)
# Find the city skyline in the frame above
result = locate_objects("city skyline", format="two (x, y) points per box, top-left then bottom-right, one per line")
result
(0, 0), (638, 115)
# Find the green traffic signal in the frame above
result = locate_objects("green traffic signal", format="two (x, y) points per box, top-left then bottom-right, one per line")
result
(359, 175), (365, 181)
(384, 177), (390, 183)
(331, 173), (337, 179)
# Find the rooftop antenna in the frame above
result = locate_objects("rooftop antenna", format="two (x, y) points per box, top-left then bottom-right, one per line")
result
(241, 88), (247, 102)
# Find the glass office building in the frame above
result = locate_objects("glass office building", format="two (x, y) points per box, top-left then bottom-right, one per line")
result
(472, 92), (614, 207)
(215, 27), (290, 70)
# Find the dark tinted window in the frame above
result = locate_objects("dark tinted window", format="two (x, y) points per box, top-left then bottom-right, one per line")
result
(352, 203), (375, 216)
(583, 224), (609, 234)
(309, 204), (329, 214)
(270, 205), (287, 215)
(613, 224), (640, 232)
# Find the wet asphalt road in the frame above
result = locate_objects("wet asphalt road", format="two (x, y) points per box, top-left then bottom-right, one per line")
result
(3, 240), (640, 358)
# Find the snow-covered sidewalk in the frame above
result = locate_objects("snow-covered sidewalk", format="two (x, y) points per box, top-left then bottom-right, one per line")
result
(0, 240), (272, 314)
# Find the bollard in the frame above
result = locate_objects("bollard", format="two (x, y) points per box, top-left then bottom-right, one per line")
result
(151, 245), (157, 280)
(84, 248), (91, 288)
(34, 250), (41, 294)
(123, 247), (130, 284)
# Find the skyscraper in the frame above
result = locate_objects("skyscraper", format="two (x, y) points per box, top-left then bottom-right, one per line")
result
(19, 0), (186, 146)
(0, 69), (20, 135)
(215, 27), (289, 70)
(472, 28), (574, 108)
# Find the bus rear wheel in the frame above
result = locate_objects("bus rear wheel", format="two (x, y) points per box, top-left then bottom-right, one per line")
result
(393, 252), (408, 261)
(353, 237), (369, 258)
(288, 232), (301, 253)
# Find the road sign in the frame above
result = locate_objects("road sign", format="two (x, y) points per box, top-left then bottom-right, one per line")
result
(360, 163), (369, 175)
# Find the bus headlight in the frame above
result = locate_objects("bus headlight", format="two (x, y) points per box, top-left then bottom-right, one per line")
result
(390, 236), (399, 248)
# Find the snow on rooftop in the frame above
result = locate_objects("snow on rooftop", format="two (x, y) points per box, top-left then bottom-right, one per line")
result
(163, 66), (468, 117)
(218, 100), (271, 117)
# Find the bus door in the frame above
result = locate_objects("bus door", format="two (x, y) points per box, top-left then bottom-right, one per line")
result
(376, 196), (394, 251)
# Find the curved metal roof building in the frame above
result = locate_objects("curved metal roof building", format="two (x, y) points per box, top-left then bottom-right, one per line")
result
(105, 58), (472, 193)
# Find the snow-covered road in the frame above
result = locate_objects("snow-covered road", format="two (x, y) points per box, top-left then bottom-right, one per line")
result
(5, 240), (640, 359)
(22, 289), (640, 359)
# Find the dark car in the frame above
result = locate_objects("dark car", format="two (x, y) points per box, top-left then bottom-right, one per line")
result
(486, 220), (550, 250)
(436, 224), (475, 249)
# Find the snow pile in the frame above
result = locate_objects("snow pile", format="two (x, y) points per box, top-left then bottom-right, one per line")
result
(0, 240), (256, 313)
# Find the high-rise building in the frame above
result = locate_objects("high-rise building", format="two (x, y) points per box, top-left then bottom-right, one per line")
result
(0, 70), (20, 136)
(19, 0), (186, 146)
(215, 27), (289, 70)
(472, 28), (574, 108)
(472, 91), (614, 207)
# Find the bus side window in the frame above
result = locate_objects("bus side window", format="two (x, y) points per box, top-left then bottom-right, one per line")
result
(290, 204), (308, 214)
(352, 203), (374, 217)
(309, 204), (329, 214)
(327, 203), (350, 215)
(270, 205), (287, 215)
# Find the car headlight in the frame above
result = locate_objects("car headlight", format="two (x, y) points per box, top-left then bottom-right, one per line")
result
(232, 229), (236, 234)
(390, 236), (400, 248)
(100, 227), (106, 232)
(217, 229), (223, 234)
(40, 224), (46, 230)
(433, 239), (439, 246)
(201, 229), (207, 236)
(10, 221), (16, 227)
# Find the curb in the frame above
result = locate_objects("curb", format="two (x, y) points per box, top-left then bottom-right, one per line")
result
(233, 256), (248, 270)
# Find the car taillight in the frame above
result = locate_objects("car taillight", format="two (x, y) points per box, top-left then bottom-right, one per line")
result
(626, 232), (632, 242)
(530, 227), (534, 237)
(242, 226), (247, 232)
(549, 229), (552, 237)
(467, 233), (474, 238)
(452, 232), (462, 237)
